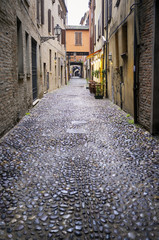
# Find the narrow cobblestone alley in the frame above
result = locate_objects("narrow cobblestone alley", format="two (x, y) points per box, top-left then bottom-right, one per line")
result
(0, 78), (159, 240)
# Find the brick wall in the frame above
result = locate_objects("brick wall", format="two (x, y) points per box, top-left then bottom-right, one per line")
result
(138, 0), (154, 130)
(0, 0), (41, 137)
(0, 1), (18, 137)
(0, 0), (67, 137)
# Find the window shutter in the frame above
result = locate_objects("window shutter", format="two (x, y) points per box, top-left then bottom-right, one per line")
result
(108, 0), (112, 22)
(102, 0), (104, 36)
(61, 29), (66, 45)
(105, 0), (108, 28)
(75, 32), (82, 45)
(75, 32), (77, 45)
(52, 16), (54, 35)
(94, 24), (96, 44)
(48, 9), (51, 32)
(58, 5), (61, 16)
(98, 18), (100, 39)
(78, 33), (81, 45)
(37, 0), (40, 23)
(61, 11), (64, 19)
(98, 15), (101, 38)
(41, 0), (44, 24)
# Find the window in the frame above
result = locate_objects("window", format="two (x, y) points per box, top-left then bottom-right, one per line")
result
(108, 0), (112, 22)
(41, 0), (44, 24)
(17, 18), (24, 74)
(75, 32), (82, 46)
(105, 0), (108, 28)
(122, 23), (128, 54)
(102, 0), (104, 36)
(48, 9), (51, 32)
(25, 32), (30, 74)
(98, 14), (102, 40)
(49, 50), (52, 71)
(58, 57), (60, 76)
(94, 0), (96, 9)
(37, 0), (40, 24)
(58, 5), (61, 16)
(61, 29), (66, 45)
(52, 16), (54, 35)
(94, 25), (96, 44)
(115, 31), (119, 68)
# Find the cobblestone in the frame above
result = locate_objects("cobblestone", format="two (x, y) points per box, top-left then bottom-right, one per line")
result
(0, 78), (159, 240)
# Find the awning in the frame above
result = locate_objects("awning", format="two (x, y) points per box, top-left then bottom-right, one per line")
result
(86, 49), (102, 59)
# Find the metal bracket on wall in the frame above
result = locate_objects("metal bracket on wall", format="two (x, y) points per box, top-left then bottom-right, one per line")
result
(40, 36), (55, 43)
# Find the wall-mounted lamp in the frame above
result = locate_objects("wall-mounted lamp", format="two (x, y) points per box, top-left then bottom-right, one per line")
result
(108, 53), (112, 62)
(54, 24), (61, 37)
(41, 24), (61, 43)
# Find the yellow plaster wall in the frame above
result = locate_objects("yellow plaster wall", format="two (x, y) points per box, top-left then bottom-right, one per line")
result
(106, 0), (134, 116)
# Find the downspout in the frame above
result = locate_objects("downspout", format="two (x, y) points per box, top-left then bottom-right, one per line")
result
(134, 0), (140, 123)
(103, 45), (105, 96)
(105, 0), (108, 98)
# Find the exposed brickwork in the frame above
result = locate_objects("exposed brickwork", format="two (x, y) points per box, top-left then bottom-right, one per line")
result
(138, 0), (154, 131)
(0, 0), (67, 137)
(0, 1), (18, 136)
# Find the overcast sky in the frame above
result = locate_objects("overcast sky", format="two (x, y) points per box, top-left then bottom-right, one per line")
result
(66, 0), (89, 25)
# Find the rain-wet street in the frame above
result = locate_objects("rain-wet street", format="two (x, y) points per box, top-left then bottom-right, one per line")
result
(0, 78), (159, 240)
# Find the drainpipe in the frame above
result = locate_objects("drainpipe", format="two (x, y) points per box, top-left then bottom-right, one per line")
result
(102, 45), (105, 96)
(105, 0), (108, 98)
(134, 0), (140, 123)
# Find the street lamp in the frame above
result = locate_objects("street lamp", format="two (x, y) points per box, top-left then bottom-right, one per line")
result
(108, 52), (112, 62)
(54, 24), (61, 37)
(41, 24), (62, 43)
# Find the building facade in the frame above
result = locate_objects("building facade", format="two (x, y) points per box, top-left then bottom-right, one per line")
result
(87, 0), (159, 134)
(105, 0), (135, 116)
(66, 26), (89, 79)
(138, 0), (159, 134)
(0, 0), (67, 137)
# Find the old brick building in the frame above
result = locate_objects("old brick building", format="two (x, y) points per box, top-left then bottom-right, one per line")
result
(87, 0), (159, 134)
(138, 0), (159, 134)
(0, 0), (67, 137)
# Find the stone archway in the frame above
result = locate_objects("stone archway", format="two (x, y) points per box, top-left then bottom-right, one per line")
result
(70, 62), (83, 78)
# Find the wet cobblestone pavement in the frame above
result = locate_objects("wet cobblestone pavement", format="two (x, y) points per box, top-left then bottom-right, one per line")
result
(0, 78), (159, 240)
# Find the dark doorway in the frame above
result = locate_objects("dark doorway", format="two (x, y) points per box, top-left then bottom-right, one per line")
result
(152, 0), (159, 134)
(61, 66), (63, 85)
(32, 38), (37, 100)
(43, 63), (46, 89)
(47, 72), (49, 90)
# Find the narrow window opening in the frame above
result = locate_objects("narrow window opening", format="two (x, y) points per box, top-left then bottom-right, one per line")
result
(25, 32), (30, 74)
(49, 49), (52, 71)
(17, 18), (24, 75)
(48, 9), (51, 33)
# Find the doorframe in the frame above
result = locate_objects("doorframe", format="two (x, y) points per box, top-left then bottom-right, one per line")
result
(31, 38), (38, 101)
